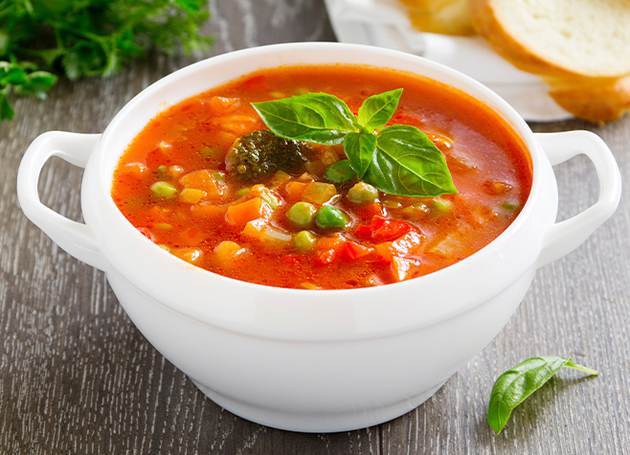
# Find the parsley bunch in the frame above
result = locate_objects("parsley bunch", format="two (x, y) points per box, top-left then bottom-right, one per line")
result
(0, 0), (213, 121)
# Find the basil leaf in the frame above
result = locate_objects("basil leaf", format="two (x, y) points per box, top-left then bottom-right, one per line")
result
(344, 131), (377, 179)
(487, 356), (598, 435)
(364, 124), (457, 197)
(324, 160), (356, 183)
(252, 92), (360, 145)
(358, 88), (402, 133)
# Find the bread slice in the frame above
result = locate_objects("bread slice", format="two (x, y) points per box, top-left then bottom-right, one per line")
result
(547, 75), (630, 123)
(469, 0), (630, 79)
(400, 0), (476, 36)
(469, 0), (630, 122)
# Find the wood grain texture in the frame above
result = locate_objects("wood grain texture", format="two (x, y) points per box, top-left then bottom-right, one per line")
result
(1, 1), (629, 453)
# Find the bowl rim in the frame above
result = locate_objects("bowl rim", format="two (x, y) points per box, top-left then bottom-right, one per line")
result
(88, 42), (550, 340)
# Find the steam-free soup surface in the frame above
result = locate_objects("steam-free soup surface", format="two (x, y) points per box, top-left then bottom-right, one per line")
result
(112, 64), (532, 289)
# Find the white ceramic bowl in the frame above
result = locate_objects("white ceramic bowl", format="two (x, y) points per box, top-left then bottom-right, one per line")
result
(17, 43), (621, 433)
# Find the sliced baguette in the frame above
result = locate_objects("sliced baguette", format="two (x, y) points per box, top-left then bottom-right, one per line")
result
(469, 0), (630, 79)
(469, 0), (630, 121)
(547, 75), (630, 123)
(400, 0), (476, 36)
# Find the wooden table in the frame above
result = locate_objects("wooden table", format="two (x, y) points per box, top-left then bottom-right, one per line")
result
(1, 1), (628, 453)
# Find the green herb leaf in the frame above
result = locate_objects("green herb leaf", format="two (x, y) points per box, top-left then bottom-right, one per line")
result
(0, 0), (213, 121)
(358, 88), (402, 133)
(364, 124), (457, 197)
(343, 131), (377, 178)
(252, 90), (457, 198)
(324, 160), (356, 183)
(0, 62), (56, 121)
(487, 356), (598, 435)
(252, 93), (360, 145)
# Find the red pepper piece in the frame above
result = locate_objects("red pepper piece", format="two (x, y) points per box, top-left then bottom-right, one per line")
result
(354, 224), (373, 241)
(354, 202), (384, 221)
(344, 241), (374, 260)
(355, 215), (411, 243)
(371, 219), (411, 243)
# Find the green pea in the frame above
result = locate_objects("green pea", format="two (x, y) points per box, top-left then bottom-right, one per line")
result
(316, 205), (349, 230)
(347, 181), (379, 204)
(294, 230), (317, 252)
(151, 181), (178, 198)
(286, 202), (317, 228)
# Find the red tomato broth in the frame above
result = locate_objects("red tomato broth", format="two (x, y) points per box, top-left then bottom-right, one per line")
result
(111, 64), (532, 289)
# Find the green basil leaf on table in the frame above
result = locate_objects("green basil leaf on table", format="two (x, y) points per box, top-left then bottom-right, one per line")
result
(358, 88), (403, 133)
(252, 92), (360, 145)
(343, 131), (377, 178)
(487, 355), (598, 435)
(365, 124), (458, 197)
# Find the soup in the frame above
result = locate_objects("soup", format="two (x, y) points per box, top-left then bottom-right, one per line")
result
(112, 64), (532, 289)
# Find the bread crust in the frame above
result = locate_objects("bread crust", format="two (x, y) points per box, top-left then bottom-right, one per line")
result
(468, 0), (630, 80)
(548, 76), (630, 124)
(469, 0), (630, 122)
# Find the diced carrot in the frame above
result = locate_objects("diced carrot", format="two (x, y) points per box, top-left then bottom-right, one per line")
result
(390, 256), (422, 282)
(314, 235), (347, 265)
(179, 188), (206, 204)
(171, 247), (203, 264)
(374, 243), (396, 263)
(226, 197), (272, 226)
(242, 219), (267, 240)
(214, 240), (246, 264)
(180, 169), (227, 200)
(246, 185), (281, 209)
(283, 181), (308, 201)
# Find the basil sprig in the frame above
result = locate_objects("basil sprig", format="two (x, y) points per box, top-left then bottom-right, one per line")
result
(252, 89), (457, 198)
(487, 356), (598, 434)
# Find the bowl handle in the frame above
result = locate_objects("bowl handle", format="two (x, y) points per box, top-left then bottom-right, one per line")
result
(535, 131), (622, 268)
(17, 131), (107, 271)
